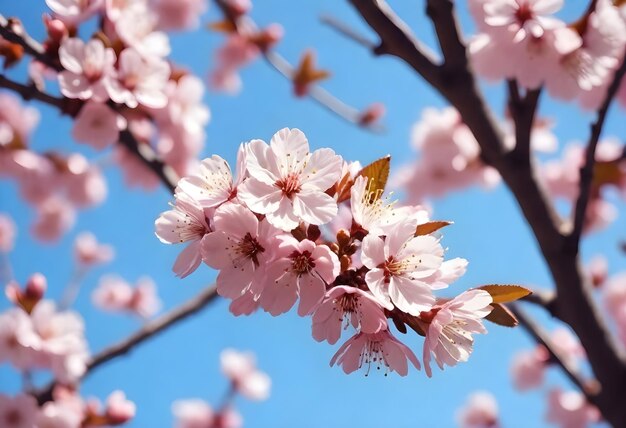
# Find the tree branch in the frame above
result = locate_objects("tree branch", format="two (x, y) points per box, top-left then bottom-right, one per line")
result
(0, 74), (66, 109)
(0, 14), (62, 71)
(36, 285), (219, 404)
(569, 53), (626, 247)
(507, 79), (541, 160)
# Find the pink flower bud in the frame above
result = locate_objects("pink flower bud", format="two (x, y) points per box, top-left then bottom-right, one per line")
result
(358, 103), (386, 126)
(25, 272), (47, 300)
(43, 14), (68, 42)
(105, 391), (136, 424)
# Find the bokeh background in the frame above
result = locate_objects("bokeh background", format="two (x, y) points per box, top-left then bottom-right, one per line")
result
(1, 1), (625, 426)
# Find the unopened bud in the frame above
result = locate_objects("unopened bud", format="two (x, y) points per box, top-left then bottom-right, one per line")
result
(43, 15), (68, 42)
(358, 103), (386, 126)
(25, 272), (47, 300)
(105, 391), (136, 425)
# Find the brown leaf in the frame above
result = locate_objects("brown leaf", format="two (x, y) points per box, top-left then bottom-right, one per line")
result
(479, 284), (532, 304)
(292, 50), (330, 97)
(0, 40), (24, 69)
(415, 221), (453, 236)
(207, 20), (237, 33)
(485, 303), (518, 327)
(357, 155), (391, 198)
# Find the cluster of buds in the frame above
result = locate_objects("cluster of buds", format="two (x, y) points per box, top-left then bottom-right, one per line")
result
(156, 128), (530, 376)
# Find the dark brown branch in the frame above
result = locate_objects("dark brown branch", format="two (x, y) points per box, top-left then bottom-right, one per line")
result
(509, 303), (599, 401)
(507, 80), (541, 160)
(569, 52), (626, 247)
(0, 74), (65, 109)
(0, 14), (62, 71)
(36, 285), (219, 404)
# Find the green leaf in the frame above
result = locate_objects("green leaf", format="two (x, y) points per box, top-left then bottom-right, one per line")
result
(357, 155), (390, 197)
(479, 284), (532, 304)
(415, 221), (453, 236)
(485, 303), (518, 327)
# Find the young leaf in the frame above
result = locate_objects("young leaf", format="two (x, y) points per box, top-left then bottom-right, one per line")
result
(357, 155), (390, 197)
(479, 284), (532, 304)
(485, 303), (519, 327)
(415, 221), (453, 236)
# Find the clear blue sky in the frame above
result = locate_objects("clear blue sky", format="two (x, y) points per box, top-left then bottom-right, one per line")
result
(1, 1), (624, 427)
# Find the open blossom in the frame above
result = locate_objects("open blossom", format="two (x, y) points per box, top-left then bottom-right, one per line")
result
(58, 38), (116, 102)
(92, 275), (161, 318)
(105, 391), (136, 424)
(73, 232), (114, 266)
(238, 128), (343, 231)
(350, 175), (401, 235)
(159, 74), (210, 139)
(546, 389), (600, 428)
(456, 391), (500, 428)
(72, 102), (126, 150)
(155, 192), (212, 278)
(108, 48), (171, 109)
(0, 308), (40, 369)
(37, 399), (83, 428)
(483, 0), (564, 42)
(210, 34), (262, 94)
(421, 290), (493, 377)
(259, 237), (339, 316)
(0, 393), (39, 428)
(221, 348), (271, 401)
(330, 329), (421, 376)
(113, 1), (171, 58)
(510, 348), (548, 390)
(201, 203), (280, 299)
(152, 0), (207, 30)
(312, 285), (387, 345)
(0, 92), (39, 149)
(0, 213), (16, 252)
(32, 197), (76, 242)
(361, 217), (444, 315)
(45, 0), (102, 23)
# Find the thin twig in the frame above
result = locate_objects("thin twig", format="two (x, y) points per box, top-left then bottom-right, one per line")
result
(0, 14), (62, 71)
(36, 285), (219, 404)
(319, 14), (377, 49)
(569, 52), (626, 247)
(509, 303), (599, 401)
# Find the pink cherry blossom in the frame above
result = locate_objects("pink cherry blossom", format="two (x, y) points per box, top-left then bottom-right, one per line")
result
(201, 202), (281, 299)
(45, 0), (103, 24)
(229, 291), (260, 317)
(128, 276), (162, 318)
(0, 393), (39, 428)
(312, 285), (387, 345)
(114, 145), (161, 190)
(5, 273), (47, 311)
(63, 157), (108, 208)
(36, 399), (83, 428)
(72, 102), (126, 150)
(158, 74), (210, 141)
(330, 329), (421, 376)
(108, 48), (171, 108)
(0, 93), (39, 156)
(0, 213), (16, 253)
(259, 237), (339, 316)
(238, 128), (343, 231)
(58, 38), (116, 101)
(421, 290), (493, 377)
(32, 197), (76, 243)
(155, 192), (212, 278)
(456, 391), (500, 428)
(510, 348), (548, 390)
(73, 232), (114, 266)
(0, 308), (40, 369)
(172, 399), (214, 428)
(152, 0), (208, 30)
(350, 175), (401, 236)
(92, 275), (161, 318)
(210, 34), (261, 94)
(361, 217), (444, 315)
(221, 348), (271, 401)
(483, 0), (564, 42)
(113, 1), (171, 58)
(176, 153), (239, 210)
(104, 390), (136, 424)
(30, 300), (89, 383)
(546, 388), (600, 428)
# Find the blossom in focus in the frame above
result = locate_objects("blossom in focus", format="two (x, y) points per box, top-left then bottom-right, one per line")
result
(330, 329), (421, 376)
(238, 128), (343, 231)
(202, 202), (280, 300)
(312, 285), (387, 345)
(176, 154), (239, 210)
(92, 275), (161, 318)
(58, 38), (116, 102)
(0, 393), (39, 428)
(259, 237), (339, 316)
(73, 232), (114, 267)
(221, 348), (271, 401)
(0, 213), (16, 253)
(421, 290), (493, 377)
(545, 388), (600, 428)
(72, 102), (126, 150)
(155, 192), (212, 278)
(456, 391), (500, 428)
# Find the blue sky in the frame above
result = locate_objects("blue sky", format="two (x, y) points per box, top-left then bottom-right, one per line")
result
(1, 1), (624, 427)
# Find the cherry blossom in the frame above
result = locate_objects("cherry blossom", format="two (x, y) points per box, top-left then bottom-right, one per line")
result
(259, 237), (339, 316)
(0, 393), (39, 428)
(201, 202), (281, 299)
(238, 128), (343, 231)
(221, 348), (271, 401)
(31, 197), (76, 242)
(114, 145), (161, 190)
(330, 329), (421, 376)
(113, 1), (171, 58)
(421, 290), (493, 377)
(0, 213), (16, 253)
(456, 391), (500, 428)
(482, 0), (564, 42)
(45, 0), (103, 24)
(172, 399), (214, 428)
(0, 308), (40, 369)
(92, 275), (161, 318)
(0, 93), (39, 151)
(311, 285), (387, 345)
(361, 217), (444, 315)
(58, 38), (116, 102)
(155, 192), (212, 278)
(5, 273), (47, 312)
(152, 0), (207, 31)
(510, 348), (548, 390)
(73, 232), (114, 267)
(71, 102), (126, 150)
(546, 388), (600, 428)
(350, 175), (401, 236)
(104, 390), (136, 424)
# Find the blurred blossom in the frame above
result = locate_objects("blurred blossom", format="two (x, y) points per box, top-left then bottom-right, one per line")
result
(456, 391), (499, 428)
(92, 275), (161, 318)
(546, 388), (600, 428)
(73, 232), (114, 267)
(220, 348), (271, 401)
(0, 213), (16, 253)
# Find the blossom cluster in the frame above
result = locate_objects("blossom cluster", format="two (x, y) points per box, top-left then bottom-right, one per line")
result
(172, 348), (270, 428)
(156, 127), (503, 377)
(470, 0), (626, 109)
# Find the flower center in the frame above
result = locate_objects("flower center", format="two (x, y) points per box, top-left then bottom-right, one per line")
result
(515, 2), (534, 24)
(290, 250), (315, 275)
(237, 233), (265, 267)
(337, 293), (358, 314)
(360, 335), (390, 376)
(276, 172), (301, 198)
(5, 409), (22, 424)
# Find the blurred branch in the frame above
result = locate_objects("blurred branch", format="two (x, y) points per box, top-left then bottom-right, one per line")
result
(320, 14), (377, 50)
(0, 74), (65, 109)
(569, 52), (626, 247)
(0, 14), (62, 71)
(509, 303), (600, 402)
(36, 285), (219, 404)
(521, 288), (556, 316)
(507, 79), (541, 160)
